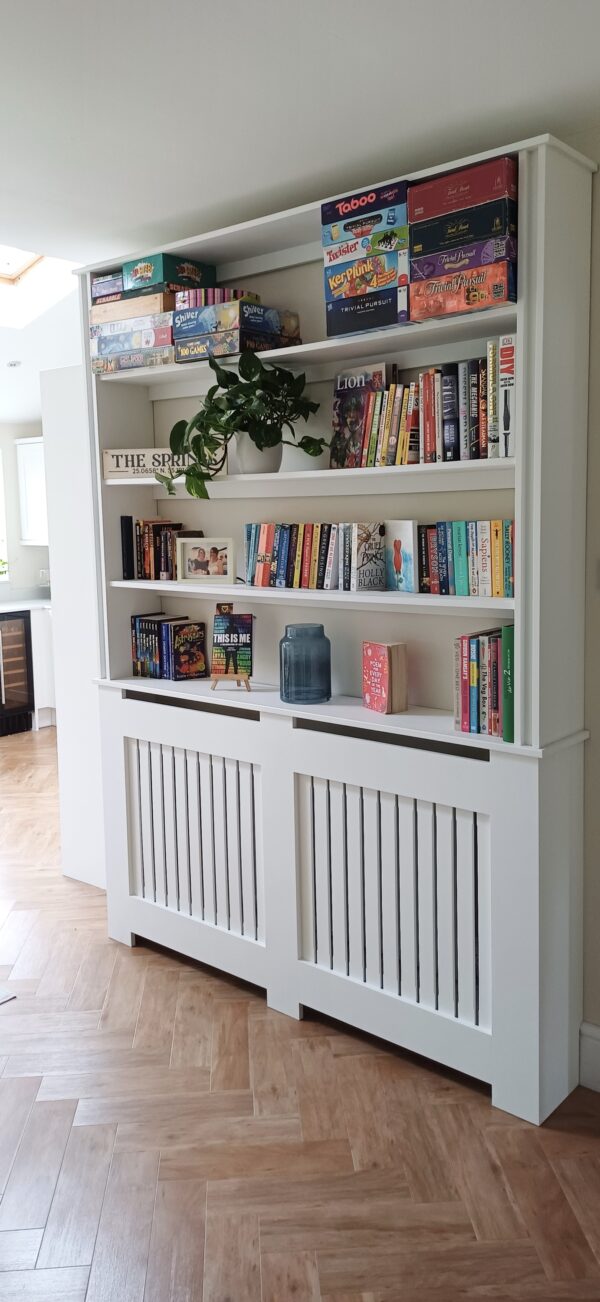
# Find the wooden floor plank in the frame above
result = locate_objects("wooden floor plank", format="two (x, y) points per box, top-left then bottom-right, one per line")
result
(0, 1228), (43, 1270)
(38, 1063), (211, 1103)
(99, 952), (148, 1033)
(37, 1124), (116, 1268)
(160, 1138), (354, 1183)
(66, 941), (117, 1013)
(210, 999), (250, 1091)
(143, 1179), (206, 1302)
(0, 1267), (89, 1300)
(429, 1103), (525, 1240)
(204, 1211), (261, 1302)
(553, 1155), (600, 1264)
(260, 1249), (320, 1302)
(489, 1127), (600, 1281)
(0, 1075), (40, 1196)
(0, 1099), (76, 1231)
(292, 1038), (349, 1142)
(170, 974), (213, 1068)
(85, 1150), (159, 1302)
(132, 966), (179, 1055)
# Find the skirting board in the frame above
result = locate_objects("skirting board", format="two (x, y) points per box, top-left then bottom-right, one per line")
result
(580, 1022), (600, 1091)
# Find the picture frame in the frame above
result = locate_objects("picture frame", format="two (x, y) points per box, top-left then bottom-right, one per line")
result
(176, 534), (234, 583)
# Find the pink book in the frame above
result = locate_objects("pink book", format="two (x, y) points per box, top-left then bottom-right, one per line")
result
(460, 635), (470, 733)
(362, 642), (390, 713)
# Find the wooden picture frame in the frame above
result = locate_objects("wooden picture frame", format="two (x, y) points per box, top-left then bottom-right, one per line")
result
(176, 535), (234, 583)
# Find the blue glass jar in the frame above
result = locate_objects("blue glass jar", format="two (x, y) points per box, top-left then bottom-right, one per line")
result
(279, 623), (331, 704)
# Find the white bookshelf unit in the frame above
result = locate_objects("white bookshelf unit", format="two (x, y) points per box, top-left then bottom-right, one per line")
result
(81, 135), (594, 1123)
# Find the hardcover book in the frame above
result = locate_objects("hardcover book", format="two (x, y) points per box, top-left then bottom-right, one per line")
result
(330, 363), (388, 469)
(384, 520), (418, 593)
(211, 611), (253, 677)
(169, 622), (207, 680)
(350, 523), (386, 591)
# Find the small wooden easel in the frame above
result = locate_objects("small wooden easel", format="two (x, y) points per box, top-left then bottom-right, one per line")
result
(210, 673), (251, 692)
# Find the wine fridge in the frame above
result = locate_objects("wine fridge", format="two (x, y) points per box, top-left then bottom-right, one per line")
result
(0, 611), (34, 736)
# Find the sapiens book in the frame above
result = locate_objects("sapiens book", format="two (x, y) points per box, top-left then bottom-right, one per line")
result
(362, 641), (408, 714)
(330, 363), (388, 469)
(211, 611), (253, 677)
(350, 522), (386, 590)
(384, 520), (418, 592)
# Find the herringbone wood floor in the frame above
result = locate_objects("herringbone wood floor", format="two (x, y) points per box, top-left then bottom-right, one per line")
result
(0, 730), (600, 1300)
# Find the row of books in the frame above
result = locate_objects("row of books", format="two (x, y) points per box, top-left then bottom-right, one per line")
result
(121, 517), (182, 582)
(418, 519), (514, 598)
(132, 615), (207, 680)
(329, 336), (515, 469)
(454, 625), (514, 741)
(132, 610), (254, 680)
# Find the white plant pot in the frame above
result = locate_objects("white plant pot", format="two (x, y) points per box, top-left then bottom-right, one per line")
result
(234, 432), (282, 475)
(279, 442), (329, 473)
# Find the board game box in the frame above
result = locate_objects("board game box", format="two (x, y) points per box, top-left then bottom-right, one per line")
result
(321, 180), (407, 246)
(91, 270), (123, 299)
(122, 253), (216, 293)
(90, 325), (173, 357)
(324, 250), (408, 302)
(323, 225), (409, 268)
(89, 292), (177, 326)
(410, 199), (517, 258)
(174, 331), (276, 363)
(91, 345), (175, 373)
(325, 286), (408, 337)
(409, 262), (516, 322)
(408, 156), (517, 223)
(173, 301), (300, 341)
(410, 235), (517, 281)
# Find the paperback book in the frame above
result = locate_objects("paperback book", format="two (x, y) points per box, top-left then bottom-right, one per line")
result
(362, 641), (408, 714)
(211, 610), (253, 677)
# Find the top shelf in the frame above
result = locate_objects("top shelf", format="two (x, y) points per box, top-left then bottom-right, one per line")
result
(99, 306), (518, 397)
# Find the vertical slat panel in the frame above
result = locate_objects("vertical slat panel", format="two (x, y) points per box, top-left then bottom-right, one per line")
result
(346, 784), (364, 982)
(150, 741), (166, 907)
(456, 808), (477, 1025)
(238, 761), (256, 940)
(174, 748), (191, 916)
(125, 738), (144, 899)
(436, 803), (456, 1018)
(362, 787), (381, 989)
(162, 745), (179, 911)
(138, 740), (155, 903)
(211, 756), (229, 929)
(380, 791), (399, 996)
(329, 780), (347, 977)
(186, 750), (203, 920)
(476, 813), (492, 1031)
(313, 777), (331, 969)
(296, 775), (315, 962)
(225, 758), (243, 937)
(398, 796), (417, 1002)
(252, 765), (265, 943)
(198, 752), (216, 925)
(416, 801), (437, 1010)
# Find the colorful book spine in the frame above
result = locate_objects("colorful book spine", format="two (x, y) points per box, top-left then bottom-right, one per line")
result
(275, 525), (291, 587)
(417, 524), (430, 593)
(293, 523), (305, 587)
(467, 522), (479, 596)
(460, 635), (470, 732)
(479, 634), (490, 735)
(441, 368), (459, 461)
(468, 359), (479, 459)
(323, 523), (339, 590)
(427, 526), (440, 594)
(452, 521), (469, 597)
(406, 382), (420, 464)
(308, 523), (321, 589)
(499, 333), (516, 458)
(503, 520), (514, 597)
(477, 520), (492, 597)
(458, 361), (469, 460)
(453, 639), (462, 731)
(490, 634), (500, 736)
(436, 521), (449, 595)
(469, 637), (479, 734)
(445, 521), (456, 595)
(316, 523), (331, 589)
(434, 369), (443, 462)
(366, 392), (383, 467)
(286, 523), (299, 587)
(386, 385), (404, 466)
(301, 523), (314, 588)
(269, 523), (282, 586)
(377, 385), (394, 465)
(423, 371), (436, 464)
(478, 356), (488, 457)
(491, 520), (504, 596)
(487, 339), (499, 458)
(360, 392), (376, 467)
(502, 624), (515, 742)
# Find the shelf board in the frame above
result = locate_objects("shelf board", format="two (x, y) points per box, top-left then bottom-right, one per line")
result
(98, 307), (518, 396)
(103, 459), (516, 499)
(110, 579), (514, 616)
(99, 676), (531, 755)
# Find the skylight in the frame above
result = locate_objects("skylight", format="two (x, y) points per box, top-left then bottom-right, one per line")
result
(0, 245), (41, 283)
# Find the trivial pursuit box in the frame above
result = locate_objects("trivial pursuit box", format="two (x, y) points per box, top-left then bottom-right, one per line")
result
(325, 287), (409, 337)
(321, 181), (407, 247)
(324, 250), (409, 303)
(122, 253), (217, 293)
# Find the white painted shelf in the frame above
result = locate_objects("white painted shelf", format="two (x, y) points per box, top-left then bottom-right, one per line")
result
(99, 307), (518, 395)
(99, 676), (530, 754)
(104, 458), (516, 499)
(110, 578), (514, 616)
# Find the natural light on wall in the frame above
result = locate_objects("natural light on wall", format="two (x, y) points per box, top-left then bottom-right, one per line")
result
(0, 244), (78, 328)
(0, 453), (9, 581)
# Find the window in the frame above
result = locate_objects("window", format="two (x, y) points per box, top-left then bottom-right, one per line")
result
(0, 452), (8, 580)
(15, 438), (48, 547)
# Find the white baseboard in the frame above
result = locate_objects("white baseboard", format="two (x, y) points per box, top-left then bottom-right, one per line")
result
(580, 1022), (600, 1091)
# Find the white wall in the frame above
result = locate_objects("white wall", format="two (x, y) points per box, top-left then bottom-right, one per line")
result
(0, 421), (49, 594)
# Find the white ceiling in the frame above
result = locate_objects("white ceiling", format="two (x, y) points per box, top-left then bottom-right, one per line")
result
(1, 0), (600, 267)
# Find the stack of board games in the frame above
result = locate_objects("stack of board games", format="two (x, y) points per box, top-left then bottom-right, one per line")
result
(417, 519), (514, 597)
(362, 641), (408, 714)
(89, 254), (258, 375)
(131, 614), (207, 681)
(408, 157), (517, 321)
(329, 335), (515, 468)
(173, 300), (301, 364)
(453, 624), (514, 741)
(120, 515), (183, 581)
(321, 181), (409, 336)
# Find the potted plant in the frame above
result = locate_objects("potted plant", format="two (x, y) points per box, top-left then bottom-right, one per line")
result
(157, 351), (327, 498)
